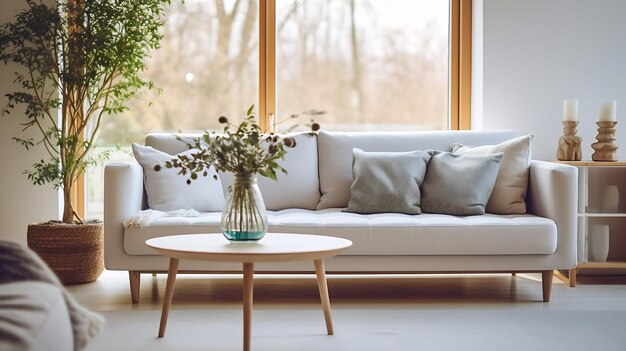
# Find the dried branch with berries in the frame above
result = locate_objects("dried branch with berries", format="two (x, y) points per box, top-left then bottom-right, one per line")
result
(155, 105), (323, 182)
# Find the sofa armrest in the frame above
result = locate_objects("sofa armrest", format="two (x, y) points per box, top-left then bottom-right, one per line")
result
(104, 161), (144, 269)
(526, 160), (578, 268)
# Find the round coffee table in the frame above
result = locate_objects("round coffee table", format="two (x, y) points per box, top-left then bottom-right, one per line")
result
(146, 233), (352, 351)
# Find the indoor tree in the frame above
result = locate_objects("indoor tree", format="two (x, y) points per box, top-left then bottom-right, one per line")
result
(1, 0), (170, 224)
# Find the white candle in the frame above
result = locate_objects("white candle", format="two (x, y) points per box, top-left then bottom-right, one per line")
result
(563, 99), (578, 121)
(599, 101), (617, 122)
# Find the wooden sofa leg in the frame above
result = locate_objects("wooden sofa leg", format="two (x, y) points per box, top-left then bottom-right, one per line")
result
(511, 273), (516, 276)
(541, 270), (553, 302)
(129, 271), (141, 303)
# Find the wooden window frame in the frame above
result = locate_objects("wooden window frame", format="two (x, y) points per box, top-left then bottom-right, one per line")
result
(258, 0), (276, 132)
(450, 0), (472, 130)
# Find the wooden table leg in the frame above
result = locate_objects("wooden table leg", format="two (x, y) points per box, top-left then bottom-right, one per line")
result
(158, 258), (180, 337)
(243, 262), (254, 351)
(314, 259), (334, 335)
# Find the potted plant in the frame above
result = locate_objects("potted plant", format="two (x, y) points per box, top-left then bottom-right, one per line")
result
(0, 0), (169, 284)
(160, 105), (321, 242)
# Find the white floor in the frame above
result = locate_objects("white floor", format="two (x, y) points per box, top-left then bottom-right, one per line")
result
(69, 271), (626, 351)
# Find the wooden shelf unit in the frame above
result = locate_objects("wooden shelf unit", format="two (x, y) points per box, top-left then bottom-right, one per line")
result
(553, 160), (626, 286)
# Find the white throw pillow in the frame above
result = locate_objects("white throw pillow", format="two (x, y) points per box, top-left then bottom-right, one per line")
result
(452, 134), (533, 214)
(132, 143), (225, 212)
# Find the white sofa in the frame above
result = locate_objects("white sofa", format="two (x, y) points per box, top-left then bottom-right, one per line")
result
(104, 130), (578, 303)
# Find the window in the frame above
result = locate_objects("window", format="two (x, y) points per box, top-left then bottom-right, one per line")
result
(87, 0), (470, 219)
(276, 0), (449, 131)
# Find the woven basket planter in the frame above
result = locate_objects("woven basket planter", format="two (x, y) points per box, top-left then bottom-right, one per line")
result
(27, 221), (104, 285)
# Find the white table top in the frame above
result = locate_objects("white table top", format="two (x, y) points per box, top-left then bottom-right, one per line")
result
(145, 233), (353, 263)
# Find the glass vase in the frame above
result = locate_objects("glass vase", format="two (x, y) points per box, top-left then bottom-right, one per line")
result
(221, 174), (268, 242)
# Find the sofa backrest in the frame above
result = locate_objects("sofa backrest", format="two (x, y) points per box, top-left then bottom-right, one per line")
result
(145, 132), (320, 210)
(316, 130), (521, 209)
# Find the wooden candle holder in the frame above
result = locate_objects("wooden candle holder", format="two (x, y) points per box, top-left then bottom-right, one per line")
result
(592, 121), (619, 161)
(557, 121), (582, 161)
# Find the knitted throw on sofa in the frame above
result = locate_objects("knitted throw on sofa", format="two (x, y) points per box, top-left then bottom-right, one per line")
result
(0, 240), (104, 350)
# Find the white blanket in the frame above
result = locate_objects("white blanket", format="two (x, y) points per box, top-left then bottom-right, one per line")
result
(123, 209), (200, 228)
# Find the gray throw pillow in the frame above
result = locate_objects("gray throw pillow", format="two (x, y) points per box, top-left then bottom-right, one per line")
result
(421, 152), (503, 216)
(346, 148), (433, 215)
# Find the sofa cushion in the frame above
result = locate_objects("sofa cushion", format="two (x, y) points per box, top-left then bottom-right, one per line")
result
(453, 134), (533, 214)
(124, 209), (557, 256)
(316, 130), (520, 210)
(145, 132), (320, 210)
(421, 152), (503, 216)
(346, 149), (432, 215)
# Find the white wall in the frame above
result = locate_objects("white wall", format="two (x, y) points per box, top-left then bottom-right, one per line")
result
(0, 1), (58, 244)
(477, 0), (626, 160)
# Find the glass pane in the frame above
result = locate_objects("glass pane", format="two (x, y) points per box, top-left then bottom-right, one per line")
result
(276, 0), (449, 131)
(88, 0), (259, 220)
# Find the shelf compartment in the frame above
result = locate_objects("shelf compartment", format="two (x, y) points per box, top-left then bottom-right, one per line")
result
(586, 167), (626, 214)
